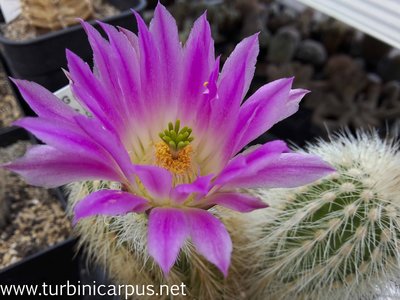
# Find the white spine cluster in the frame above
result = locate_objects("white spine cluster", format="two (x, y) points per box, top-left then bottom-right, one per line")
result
(249, 130), (400, 300)
(67, 181), (250, 300)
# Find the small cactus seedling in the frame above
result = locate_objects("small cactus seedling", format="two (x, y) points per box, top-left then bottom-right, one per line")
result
(21, 0), (93, 30)
(249, 130), (400, 300)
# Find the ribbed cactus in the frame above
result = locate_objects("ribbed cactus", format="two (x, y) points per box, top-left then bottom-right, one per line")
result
(249, 130), (400, 300)
(67, 181), (249, 300)
(21, 0), (93, 29)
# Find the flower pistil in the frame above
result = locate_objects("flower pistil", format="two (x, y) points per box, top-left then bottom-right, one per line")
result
(156, 120), (194, 175)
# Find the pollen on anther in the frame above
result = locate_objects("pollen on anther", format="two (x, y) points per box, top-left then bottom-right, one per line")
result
(155, 142), (193, 175)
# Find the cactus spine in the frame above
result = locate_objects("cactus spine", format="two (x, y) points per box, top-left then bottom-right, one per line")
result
(249, 131), (400, 300)
(67, 181), (250, 300)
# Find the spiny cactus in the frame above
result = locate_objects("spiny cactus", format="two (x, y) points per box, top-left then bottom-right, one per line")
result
(249, 130), (400, 300)
(21, 0), (93, 30)
(67, 181), (249, 300)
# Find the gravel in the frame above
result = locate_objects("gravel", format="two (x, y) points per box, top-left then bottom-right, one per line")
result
(0, 140), (71, 269)
(0, 65), (22, 129)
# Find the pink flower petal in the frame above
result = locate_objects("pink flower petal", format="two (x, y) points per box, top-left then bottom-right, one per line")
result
(217, 33), (259, 106)
(149, 3), (182, 102)
(11, 79), (77, 121)
(288, 88), (310, 115)
(210, 34), (259, 162)
(210, 34), (259, 128)
(221, 152), (335, 189)
(133, 10), (161, 105)
(118, 26), (139, 54)
(205, 192), (268, 212)
(74, 189), (150, 222)
(196, 56), (221, 133)
(232, 77), (297, 154)
(170, 174), (213, 203)
(80, 21), (121, 103)
(215, 140), (289, 186)
(13, 117), (118, 169)
(203, 56), (220, 101)
(66, 49), (119, 131)
(2, 145), (120, 188)
(98, 21), (142, 122)
(180, 12), (214, 123)
(148, 208), (189, 275)
(79, 21), (146, 136)
(187, 208), (232, 277)
(74, 116), (134, 182)
(133, 165), (172, 200)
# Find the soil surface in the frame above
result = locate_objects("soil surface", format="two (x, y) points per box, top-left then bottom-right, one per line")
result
(0, 64), (21, 129)
(0, 0), (120, 41)
(0, 140), (71, 269)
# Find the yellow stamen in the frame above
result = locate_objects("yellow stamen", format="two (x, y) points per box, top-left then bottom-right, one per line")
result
(203, 81), (209, 87)
(155, 142), (193, 174)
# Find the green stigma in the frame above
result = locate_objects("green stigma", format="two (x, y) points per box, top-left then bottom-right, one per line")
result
(159, 120), (194, 154)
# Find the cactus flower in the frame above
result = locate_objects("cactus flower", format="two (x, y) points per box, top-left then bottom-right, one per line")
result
(2, 4), (334, 276)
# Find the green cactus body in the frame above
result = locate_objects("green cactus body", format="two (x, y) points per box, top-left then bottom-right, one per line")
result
(251, 131), (400, 300)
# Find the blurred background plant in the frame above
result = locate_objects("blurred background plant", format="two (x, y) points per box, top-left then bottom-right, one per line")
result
(20, 0), (93, 30)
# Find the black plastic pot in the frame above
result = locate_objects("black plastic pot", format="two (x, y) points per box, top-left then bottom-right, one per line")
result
(0, 126), (32, 146)
(0, 127), (119, 299)
(0, 238), (80, 299)
(0, 0), (146, 116)
(0, 127), (81, 298)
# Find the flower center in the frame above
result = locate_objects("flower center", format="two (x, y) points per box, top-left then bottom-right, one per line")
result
(156, 120), (194, 175)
